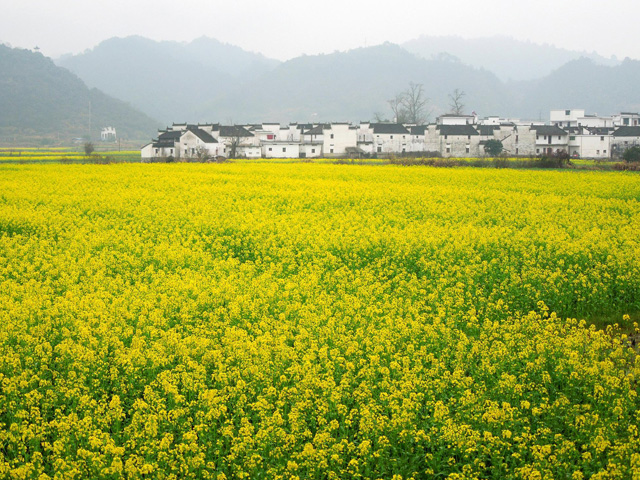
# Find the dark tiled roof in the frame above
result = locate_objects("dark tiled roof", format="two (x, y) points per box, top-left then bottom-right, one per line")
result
(371, 123), (410, 135)
(586, 127), (614, 136)
(157, 130), (182, 141)
(189, 128), (217, 143)
(303, 125), (328, 135)
(531, 125), (568, 136)
(477, 125), (500, 136)
(410, 125), (427, 135)
(437, 125), (479, 136)
(219, 126), (254, 137)
(613, 126), (640, 137)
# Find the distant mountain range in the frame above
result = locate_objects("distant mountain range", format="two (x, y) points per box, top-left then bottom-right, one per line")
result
(55, 36), (640, 125)
(0, 44), (159, 143)
(57, 36), (279, 123)
(403, 35), (621, 82)
(2, 35), (640, 146)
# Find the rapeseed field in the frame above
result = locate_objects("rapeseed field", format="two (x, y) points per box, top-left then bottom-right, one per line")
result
(0, 163), (639, 479)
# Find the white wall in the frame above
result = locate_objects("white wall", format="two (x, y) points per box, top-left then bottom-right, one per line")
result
(262, 143), (300, 158)
(323, 124), (357, 156)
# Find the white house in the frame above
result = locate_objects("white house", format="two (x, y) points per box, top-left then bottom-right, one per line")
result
(550, 109), (586, 128)
(368, 123), (411, 155)
(532, 125), (569, 155)
(567, 127), (612, 158)
(141, 126), (222, 160)
(101, 127), (116, 142)
(323, 123), (358, 157)
(262, 142), (301, 158)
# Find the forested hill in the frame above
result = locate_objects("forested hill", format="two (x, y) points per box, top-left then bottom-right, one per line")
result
(57, 36), (280, 123)
(0, 44), (160, 144)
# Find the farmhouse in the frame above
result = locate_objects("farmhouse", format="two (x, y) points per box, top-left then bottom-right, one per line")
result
(141, 109), (640, 160)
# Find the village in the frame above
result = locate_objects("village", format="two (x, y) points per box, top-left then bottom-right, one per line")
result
(141, 109), (640, 161)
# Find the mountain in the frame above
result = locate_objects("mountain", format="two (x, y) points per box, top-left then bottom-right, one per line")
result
(197, 43), (511, 123)
(513, 57), (640, 118)
(0, 44), (160, 144)
(57, 36), (280, 123)
(403, 35), (621, 82)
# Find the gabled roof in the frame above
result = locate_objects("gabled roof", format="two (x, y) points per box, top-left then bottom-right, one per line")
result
(586, 127), (614, 136)
(410, 125), (427, 135)
(157, 130), (182, 141)
(188, 128), (217, 143)
(437, 125), (479, 136)
(371, 123), (410, 135)
(531, 125), (568, 136)
(218, 126), (254, 137)
(303, 124), (329, 135)
(613, 126), (640, 137)
(477, 125), (500, 136)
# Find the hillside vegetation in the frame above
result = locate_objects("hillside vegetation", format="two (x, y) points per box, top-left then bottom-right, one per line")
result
(0, 45), (160, 144)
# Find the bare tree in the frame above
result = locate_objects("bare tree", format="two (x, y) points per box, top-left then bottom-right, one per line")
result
(387, 94), (408, 123)
(401, 82), (430, 124)
(386, 83), (430, 124)
(228, 135), (243, 158)
(373, 112), (390, 123)
(449, 88), (466, 115)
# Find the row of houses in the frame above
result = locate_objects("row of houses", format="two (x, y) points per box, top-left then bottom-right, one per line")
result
(141, 110), (640, 160)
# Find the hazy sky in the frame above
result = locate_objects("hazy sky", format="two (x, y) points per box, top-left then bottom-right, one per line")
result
(1, 0), (637, 60)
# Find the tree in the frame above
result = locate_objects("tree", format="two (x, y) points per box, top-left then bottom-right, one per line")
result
(228, 135), (243, 158)
(449, 88), (466, 115)
(401, 82), (429, 124)
(484, 139), (503, 156)
(387, 94), (407, 123)
(386, 82), (430, 124)
(83, 142), (95, 156)
(623, 145), (640, 163)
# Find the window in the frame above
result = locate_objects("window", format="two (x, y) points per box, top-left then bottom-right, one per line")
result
(569, 136), (576, 141)
(402, 136), (406, 139)
(402, 148), (406, 153)
(465, 145), (470, 154)
(601, 136), (605, 141)
(544, 136), (547, 140)
(516, 135), (519, 142)
(267, 134), (275, 140)
(311, 149), (315, 153)
(170, 149), (174, 154)
(330, 149), (334, 153)
(565, 110), (571, 115)
(268, 147), (272, 152)
(467, 135), (471, 140)
(537, 136), (540, 140)
(604, 150), (607, 154)
(446, 146), (451, 153)
(155, 149), (159, 154)
(597, 150), (600, 155)
(558, 136), (562, 140)
(330, 134), (334, 139)
(377, 147), (382, 153)
(283, 147), (286, 152)
(624, 118), (630, 125)
(536, 149), (540, 154)
(390, 135), (394, 139)
(516, 148), (519, 155)
(445, 135), (448, 140)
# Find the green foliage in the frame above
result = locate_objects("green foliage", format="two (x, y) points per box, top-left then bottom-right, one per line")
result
(623, 145), (640, 163)
(83, 142), (95, 156)
(0, 44), (160, 143)
(484, 139), (504, 156)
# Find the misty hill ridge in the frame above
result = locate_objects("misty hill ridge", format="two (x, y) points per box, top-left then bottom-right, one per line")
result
(57, 36), (281, 123)
(0, 44), (160, 142)
(403, 35), (621, 81)
(199, 43), (510, 123)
